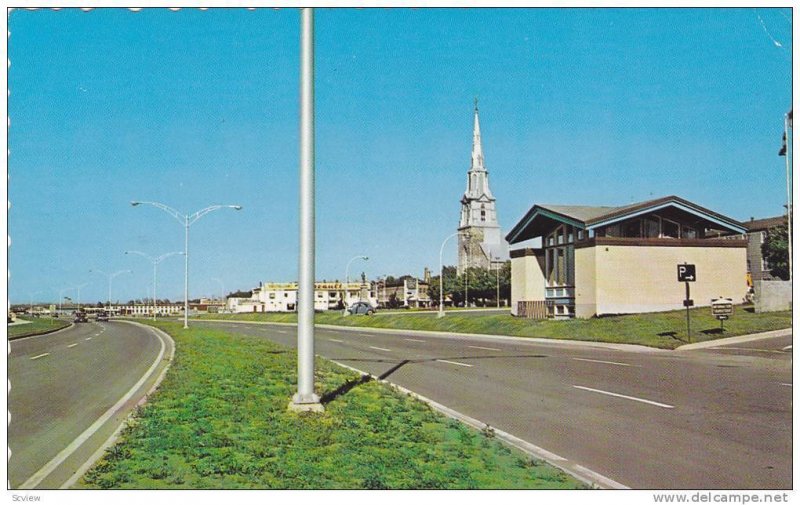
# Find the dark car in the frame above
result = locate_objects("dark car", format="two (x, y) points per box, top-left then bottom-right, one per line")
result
(96, 311), (109, 322)
(347, 301), (376, 316)
(74, 311), (88, 323)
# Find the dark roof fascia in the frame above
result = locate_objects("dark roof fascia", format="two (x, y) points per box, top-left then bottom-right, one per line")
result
(585, 195), (747, 234)
(506, 205), (587, 244)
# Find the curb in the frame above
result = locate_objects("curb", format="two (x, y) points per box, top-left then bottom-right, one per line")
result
(7, 321), (75, 341)
(193, 318), (667, 354)
(330, 359), (627, 490)
(675, 328), (793, 351)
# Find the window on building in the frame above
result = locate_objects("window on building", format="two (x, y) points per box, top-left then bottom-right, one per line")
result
(682, 226), (697, 239)
(605, 224), (622, 237)
(480, 204), (486, 222)
(661, 219), (680, 238)
(269, 293), (276, 299)
(622, 219), (642, 238)
(643, 217), (660, 238)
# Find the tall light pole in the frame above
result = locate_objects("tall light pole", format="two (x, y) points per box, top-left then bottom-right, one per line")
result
(495, 258), (500, 308)
(131, 201), (242, 329)
(126, 251), (183, 321)
(343, 255), (368, 315)
(291, 7), (322, 412)
(28, 290), (42, 318)
(438, 231), (462, 318)
(785, 110), (792, 280)
(211, 277), (225, 306)
(90, 269), (132, 309)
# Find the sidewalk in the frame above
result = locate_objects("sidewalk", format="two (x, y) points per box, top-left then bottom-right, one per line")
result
(675, 328), (793, 351)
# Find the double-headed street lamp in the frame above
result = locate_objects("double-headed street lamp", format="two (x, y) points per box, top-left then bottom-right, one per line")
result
(343, 255), (368, 316)
(131, 201), (242, 329)
(125, 250), (184, 321)
(90, 269), (132, 308)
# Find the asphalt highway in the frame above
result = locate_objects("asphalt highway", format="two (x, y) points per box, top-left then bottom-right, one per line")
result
(8, 320), (172, 489)
(195, 320), (792, 490)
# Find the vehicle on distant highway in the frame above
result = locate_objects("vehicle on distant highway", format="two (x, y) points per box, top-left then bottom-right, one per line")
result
(96, 311), (109, 322)
(73, 311), (88, 323)
(347, 301), (376, 316)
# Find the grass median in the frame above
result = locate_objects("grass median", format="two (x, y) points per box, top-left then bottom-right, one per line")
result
(78, 320), (583, 490)
(7, 317), (71, 340)
(195, 305), (792, 349)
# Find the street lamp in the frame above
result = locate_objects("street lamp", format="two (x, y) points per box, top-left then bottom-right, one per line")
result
(343, 255), (368, 316)
(211, 277), (225, 310)
(438, 232), (464, 318)
(125, 251), (183, 321)
(90, 269), (132, 309)
(131, 200), (242, 329)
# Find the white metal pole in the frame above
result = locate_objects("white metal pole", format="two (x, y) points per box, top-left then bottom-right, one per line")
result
(153, 261), (158, 321)
(786, 112), (792, 281)
(184, 216), (189, 329)
(292, 7), (322, 411)
(438, 232), (460, 318)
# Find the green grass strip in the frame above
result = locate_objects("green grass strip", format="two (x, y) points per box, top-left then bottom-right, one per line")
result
(7, 317), (71, 340)
(195, 305), (791, 349)
(78, 321), (583, 490)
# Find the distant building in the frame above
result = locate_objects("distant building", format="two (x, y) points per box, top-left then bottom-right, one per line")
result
(457, 101), (509, 274)
(228, 282), (379, 313)
(376, 274), (432, 309)
(506, 195), (748, 318)
(721, 215), (787, 282)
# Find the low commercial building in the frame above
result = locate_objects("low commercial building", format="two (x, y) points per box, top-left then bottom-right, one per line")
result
(376, 276), (432, 308)
(228, 282), (378, 313)
(720, 215), (787, 282)
(506, 195), (748, 318)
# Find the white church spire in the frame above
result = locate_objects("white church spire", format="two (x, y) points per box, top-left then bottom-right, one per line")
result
(471, 98), (485, 172)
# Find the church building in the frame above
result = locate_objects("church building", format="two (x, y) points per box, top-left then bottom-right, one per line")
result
(457, 101), (509, 274)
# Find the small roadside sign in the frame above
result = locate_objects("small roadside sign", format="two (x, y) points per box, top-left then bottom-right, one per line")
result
(711, 298), (734, 320)
(677, 264), (696, 282)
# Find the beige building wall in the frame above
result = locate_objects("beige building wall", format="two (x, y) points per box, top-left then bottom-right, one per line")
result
(574, 247), (597, 318)
(510, 251), (546, 315)
(585, 245), (747, 317)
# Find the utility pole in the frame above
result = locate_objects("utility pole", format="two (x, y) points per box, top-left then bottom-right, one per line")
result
(290, 7), (323, 413)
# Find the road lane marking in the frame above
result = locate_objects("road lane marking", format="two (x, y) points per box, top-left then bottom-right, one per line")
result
(436, 359), (473, 368)
(572, 385), (674, 409)
(782, 345), (792, 351)
(358, 333), (375, 338)
(328, 339), (344, 343)
(30, 353), (50, 361)
(711, 347), (787, 354)
(369, 346), (392, 352)
(67, 343), (78, 348)
(404, 338), (426, 343)
(468, 345), (501, 351)
(21, 322), (168, 490)
(572, 357), (639, 367)
(85, 338), (92, 341)
(780, 383), (792, 387)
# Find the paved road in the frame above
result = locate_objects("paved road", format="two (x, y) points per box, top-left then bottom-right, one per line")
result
(8, 320), (172, 489)
(195, 320), (791, 490)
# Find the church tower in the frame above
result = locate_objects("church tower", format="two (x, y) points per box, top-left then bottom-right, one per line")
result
(457, 100), (508, 275)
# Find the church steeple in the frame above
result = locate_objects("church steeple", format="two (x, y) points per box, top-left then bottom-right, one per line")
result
(471, 98), (485, 172)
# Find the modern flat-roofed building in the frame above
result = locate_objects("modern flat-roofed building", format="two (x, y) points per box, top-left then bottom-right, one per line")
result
(228, 282), (378, 313)
(506, 195), (748, 318)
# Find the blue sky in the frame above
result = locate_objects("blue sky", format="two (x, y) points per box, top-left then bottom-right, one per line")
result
(8, 7), (793, 304)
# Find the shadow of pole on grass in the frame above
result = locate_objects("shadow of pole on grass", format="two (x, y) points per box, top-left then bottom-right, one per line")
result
(320, 359), (411, 405)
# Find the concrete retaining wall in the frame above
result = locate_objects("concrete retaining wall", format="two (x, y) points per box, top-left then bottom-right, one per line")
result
(754, 280), (792, 312)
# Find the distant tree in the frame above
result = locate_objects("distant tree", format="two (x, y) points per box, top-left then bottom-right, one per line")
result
(385, 275), (397, 286)
(227, 290), (253, 298)
(761, 224), (790, 280)
(96, 301), (104, 308)
(387, 293), (401, 309)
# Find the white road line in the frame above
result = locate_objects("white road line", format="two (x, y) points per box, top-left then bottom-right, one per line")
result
(572, 357), (639, 367)
(573, 385), (674, 409)
(404, 338), (426, 343)
(782, 345), (792, 351)
(85, 337), (92, 341)
(369, 346), (392, 352)
(780, 383), (792, 387)
(712, 347), (786, 354)
(436, 359), (473, 368)
(328, 339), (344, 343)
(468, 345), (501, 351)
(30, 353), (50, 361)
(358, 333), (375, 338)
(67, 343), (78, 348)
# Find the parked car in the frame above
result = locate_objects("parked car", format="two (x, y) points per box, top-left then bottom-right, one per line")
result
(347, 301), (376, 316)
(96, 311), (109, 322)
(74, 311), (88, 323)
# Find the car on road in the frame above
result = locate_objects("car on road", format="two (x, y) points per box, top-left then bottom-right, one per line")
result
(73, 311), (88, 323)
(347, 301), (376, 316)
(96, 311), (109, 322)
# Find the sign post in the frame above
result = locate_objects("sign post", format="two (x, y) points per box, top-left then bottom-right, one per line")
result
(678, 263), (696, 342)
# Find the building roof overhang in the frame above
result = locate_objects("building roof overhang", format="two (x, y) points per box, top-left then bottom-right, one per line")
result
(506, 195), (747, 244)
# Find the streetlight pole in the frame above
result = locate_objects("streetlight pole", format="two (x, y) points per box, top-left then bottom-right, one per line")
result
(785, 111), (792, 281)
(131, 201), (242, 329)
(495, 259), (500, 308)
(126, 251), (183, 321)
(291, 7), (323, 412)
(343, 255), (368, 316)
(438, 231), (462, 318)
(212, 277), (225, 310)
(90, 269), (132, 309)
